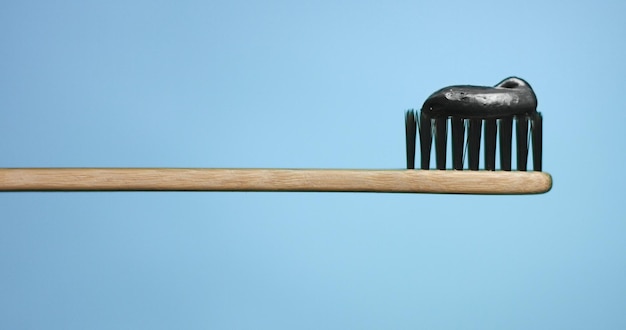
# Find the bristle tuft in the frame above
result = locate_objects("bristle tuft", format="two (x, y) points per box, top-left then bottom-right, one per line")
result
(532, 112), (542, 171)
(516, 115), (529, 171)
(484, 119), (497, 171)
(499, 117), (513, 171)
(405, 110), (417, 169)
(468, 119), (482, 170)
(435, 117), (447, 170)
(418, 111), (432, 170)
(451, 116), (465, 170)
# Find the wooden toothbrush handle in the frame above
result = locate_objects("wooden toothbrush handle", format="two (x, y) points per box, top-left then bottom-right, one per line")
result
(0, 168), (551, 194)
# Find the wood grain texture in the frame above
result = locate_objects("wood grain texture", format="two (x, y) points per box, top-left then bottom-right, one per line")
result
(0, 168), (552, 194)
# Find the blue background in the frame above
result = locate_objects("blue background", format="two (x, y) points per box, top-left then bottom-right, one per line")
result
(1, 0), (625, 329)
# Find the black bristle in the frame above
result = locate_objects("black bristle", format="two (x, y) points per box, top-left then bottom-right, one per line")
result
(451, 116), (465, 170)
(435, 117), (447, 170)
(468, 119), (482, 170)
(418, 111), (432, 170)
(516, 115), (529, 171)
(499, 117), (513, 171)
(405, 110), (417, 169)
(484, 119), (497, 171)
(532, 112), (543, 171)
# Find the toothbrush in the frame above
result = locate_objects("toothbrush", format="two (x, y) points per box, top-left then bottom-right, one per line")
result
(0, 77), (551, 194)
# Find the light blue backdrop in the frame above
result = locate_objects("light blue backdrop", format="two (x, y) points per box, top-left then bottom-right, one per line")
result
(1, 0), (625, 329)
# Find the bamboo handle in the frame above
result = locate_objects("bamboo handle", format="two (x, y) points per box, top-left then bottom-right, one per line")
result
(0, 168), (552, 194)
